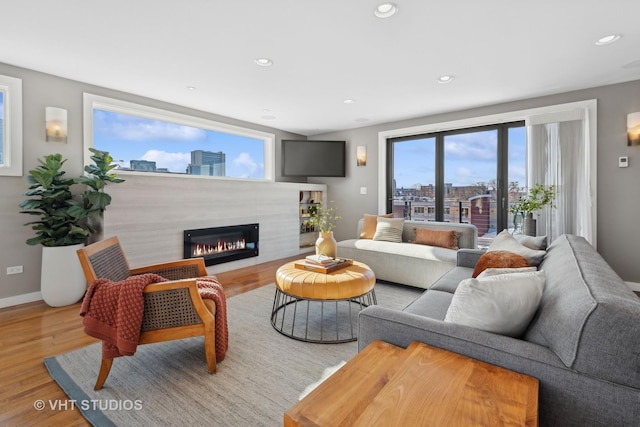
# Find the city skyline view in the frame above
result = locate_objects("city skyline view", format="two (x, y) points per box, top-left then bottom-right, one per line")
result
(93, 109), (265, 178)
(393, 127), (527, 190)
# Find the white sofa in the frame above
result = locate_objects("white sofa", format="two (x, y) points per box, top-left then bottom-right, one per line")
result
(336, 219), (478, 289)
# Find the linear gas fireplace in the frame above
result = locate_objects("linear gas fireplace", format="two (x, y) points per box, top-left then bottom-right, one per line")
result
(184, 224), (259, 266)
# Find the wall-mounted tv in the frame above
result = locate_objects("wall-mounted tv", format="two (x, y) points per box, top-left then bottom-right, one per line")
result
(281, 140), (346, 177)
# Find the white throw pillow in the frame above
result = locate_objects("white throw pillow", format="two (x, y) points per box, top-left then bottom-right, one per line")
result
(444, 270), (545, 337)
(488, 230), (546, 266)
(372, 218), (404, 243)
(477, 266), (538, 279)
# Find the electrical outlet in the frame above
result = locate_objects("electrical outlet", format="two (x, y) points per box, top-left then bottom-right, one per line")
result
(360, 187), (367, 195)
(7, 265), (23, 275)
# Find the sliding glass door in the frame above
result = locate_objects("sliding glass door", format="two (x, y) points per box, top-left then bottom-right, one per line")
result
(387, 122), (525, 246)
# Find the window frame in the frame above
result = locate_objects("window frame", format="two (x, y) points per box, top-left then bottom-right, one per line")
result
(387, 122), (522, 231)
(378, 100), (597, 228)
(83, 93), (275, 181)
(0, 74), (23, 176)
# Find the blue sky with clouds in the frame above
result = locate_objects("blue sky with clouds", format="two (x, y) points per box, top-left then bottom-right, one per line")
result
(393, 127), (526, 189)
(93, 109), (264, 178)
(92, 109), (525, 186)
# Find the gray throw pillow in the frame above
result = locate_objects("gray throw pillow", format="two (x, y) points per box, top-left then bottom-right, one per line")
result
(488, 230), (546, 266)
(514, 234), (548, 251)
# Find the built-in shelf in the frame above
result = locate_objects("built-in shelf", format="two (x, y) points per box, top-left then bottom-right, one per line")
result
(299, 190), (324, 249)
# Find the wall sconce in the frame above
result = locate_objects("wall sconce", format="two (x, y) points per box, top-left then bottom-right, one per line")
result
(628, 112), (640, 146)
(356, 145), (367, 166)
(45, 107), (67, 143)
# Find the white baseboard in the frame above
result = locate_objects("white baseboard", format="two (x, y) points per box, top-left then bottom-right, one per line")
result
(0, 291), (42, 308)
(625, 281), (640, 292)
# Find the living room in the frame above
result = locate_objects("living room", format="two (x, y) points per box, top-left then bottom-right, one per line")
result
(1, 1), (640, 425)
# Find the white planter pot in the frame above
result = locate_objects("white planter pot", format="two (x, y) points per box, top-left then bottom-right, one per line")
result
(41, 243), (86, 307)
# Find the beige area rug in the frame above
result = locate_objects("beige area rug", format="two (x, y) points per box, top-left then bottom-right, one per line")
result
(45, 282), (422, 426)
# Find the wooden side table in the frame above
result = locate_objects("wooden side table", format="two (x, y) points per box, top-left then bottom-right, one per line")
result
(284, 340), (539, 426)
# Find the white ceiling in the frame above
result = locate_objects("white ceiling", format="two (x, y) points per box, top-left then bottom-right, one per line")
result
(2, 1), (639, 136)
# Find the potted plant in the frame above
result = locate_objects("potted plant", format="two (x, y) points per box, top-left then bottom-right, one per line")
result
(310, 201), (341, 258)
(19, 150), (124, 306)
(509, 183), (555, 236)
(69, 148), (125, 243)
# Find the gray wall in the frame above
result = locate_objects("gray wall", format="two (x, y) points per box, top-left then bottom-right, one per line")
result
(311, 79), (640, 282)
(0, 62), (305, 305)
(1, 59), (639, 305)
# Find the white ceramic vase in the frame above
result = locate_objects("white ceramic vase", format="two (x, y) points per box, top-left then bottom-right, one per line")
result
(41, 243), (87, 307)
(315, 232), (337, 259)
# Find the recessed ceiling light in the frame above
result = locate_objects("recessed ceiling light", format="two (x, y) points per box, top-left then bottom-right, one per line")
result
(595, 34), (621, 46)
(186, 86), (196, 91)
(343, 99), (355, 104)
(437, 75), (454, 84)
(254, 58), (273, 67)
(374, 3), (398, 18)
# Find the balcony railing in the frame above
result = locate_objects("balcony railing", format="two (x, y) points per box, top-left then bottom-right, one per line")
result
(393, 198), (520, 248)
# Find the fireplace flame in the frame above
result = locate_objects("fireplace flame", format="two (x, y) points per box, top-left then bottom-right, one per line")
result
(193, 239), (246, 256)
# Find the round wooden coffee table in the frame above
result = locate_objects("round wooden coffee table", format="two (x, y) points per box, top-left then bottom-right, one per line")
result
(271, 260), (376, 343)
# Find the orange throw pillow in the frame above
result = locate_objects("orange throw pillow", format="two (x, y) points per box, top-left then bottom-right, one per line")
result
(472, 250), (530, 278)
(360, 213), (394, 239)
(414, 228), (460, 250)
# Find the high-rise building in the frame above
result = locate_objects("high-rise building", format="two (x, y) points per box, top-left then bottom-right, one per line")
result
(130, 159), (156, 172)
(187, 150), (225, 176)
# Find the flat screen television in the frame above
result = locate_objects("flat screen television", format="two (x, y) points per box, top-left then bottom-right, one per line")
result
(281, 140), (346, 177)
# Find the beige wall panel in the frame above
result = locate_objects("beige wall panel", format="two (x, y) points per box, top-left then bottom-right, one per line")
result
(105, 174), (325, 274)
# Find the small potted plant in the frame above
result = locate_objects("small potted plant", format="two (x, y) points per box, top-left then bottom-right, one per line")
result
(509, 183), (555, 236)
(310, 201), (341, 258)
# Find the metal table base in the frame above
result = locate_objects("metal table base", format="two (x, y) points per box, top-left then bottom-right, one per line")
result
(270, 288), (377, 344)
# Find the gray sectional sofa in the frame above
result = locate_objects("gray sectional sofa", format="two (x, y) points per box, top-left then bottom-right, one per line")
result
(337, 219), (478, 289)
(358, 234), (640, 426)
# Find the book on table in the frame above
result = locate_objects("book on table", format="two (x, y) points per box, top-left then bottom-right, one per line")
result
(305, 254), (335, 265)
(295, 258), (353, 273)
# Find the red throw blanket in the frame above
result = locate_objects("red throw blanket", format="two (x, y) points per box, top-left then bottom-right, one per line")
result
(80, 273), (229, 362)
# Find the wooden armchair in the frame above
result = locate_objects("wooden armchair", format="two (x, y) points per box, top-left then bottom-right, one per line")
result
(76, 236), (216, 390)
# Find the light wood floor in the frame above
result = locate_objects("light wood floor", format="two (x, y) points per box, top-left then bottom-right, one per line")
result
(0, 254), (305, 426)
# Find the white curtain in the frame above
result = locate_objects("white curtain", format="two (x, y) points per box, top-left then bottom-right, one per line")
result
(526, 108), (593, 244)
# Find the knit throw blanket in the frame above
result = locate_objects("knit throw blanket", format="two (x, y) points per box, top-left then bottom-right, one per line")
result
(80, 273), (229, 362)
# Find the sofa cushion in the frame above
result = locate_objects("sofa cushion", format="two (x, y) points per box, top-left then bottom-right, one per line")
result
(429, 266), (475, 294)
(488, 230), (546, 266)
(373, 218), (404, 242)
(403, 289), (454, 320)
(472, 250), (530, 278)
(444, 270), (545, 337)
(360, 213), (394, 239)
(414, 228), (460, 250)
(339, 238), (458, 263)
